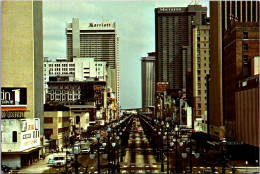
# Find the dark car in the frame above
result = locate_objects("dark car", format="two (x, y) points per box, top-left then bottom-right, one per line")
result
(1, 165), (12, 172)
(100, 162), (119, 169)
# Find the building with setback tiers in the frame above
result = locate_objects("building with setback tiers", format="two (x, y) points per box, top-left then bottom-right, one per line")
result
(65, 19), (120, 111)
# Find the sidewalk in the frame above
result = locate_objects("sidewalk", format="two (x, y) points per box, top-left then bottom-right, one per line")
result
(15, 153), (54, 173)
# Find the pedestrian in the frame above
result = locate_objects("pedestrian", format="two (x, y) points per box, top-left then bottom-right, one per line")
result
(61, 146), (63, 152)
(52, 149), (54, 154)
(56, 147), (59, 153)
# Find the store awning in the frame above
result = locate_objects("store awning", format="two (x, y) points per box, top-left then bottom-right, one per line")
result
(2, 145), (42, 155)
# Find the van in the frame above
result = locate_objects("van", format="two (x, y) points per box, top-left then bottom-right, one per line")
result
(53, 153), (66, 167)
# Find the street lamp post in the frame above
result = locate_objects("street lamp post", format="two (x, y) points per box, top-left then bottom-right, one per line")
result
(159, 121), (164, 172)
(67, 144), (89, 174)
(174, 125), (179, 173)
(116, 134), (120, 173)
(107, 127), (111, 174)
(166, 122), (170, 173)
(112, 140), (116, 173)
(96, 130), (101, 173)
(119, 131), (123, 162)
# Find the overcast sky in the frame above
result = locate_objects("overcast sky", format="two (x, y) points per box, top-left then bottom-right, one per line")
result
(43, 0), (209, 109)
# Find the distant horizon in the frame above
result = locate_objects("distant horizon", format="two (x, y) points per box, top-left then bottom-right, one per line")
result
(43, 1), (210, 109)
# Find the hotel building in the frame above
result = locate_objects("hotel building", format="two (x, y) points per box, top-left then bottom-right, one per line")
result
(65, 18), (120, 107)
(155, 5), (207, 90)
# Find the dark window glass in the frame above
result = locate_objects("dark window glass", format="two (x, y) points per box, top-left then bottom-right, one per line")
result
(243, 44), (248, 51)
(243, 55), (248, 63)
(13, 131), (17, 142)
(243, 32), (248, 39)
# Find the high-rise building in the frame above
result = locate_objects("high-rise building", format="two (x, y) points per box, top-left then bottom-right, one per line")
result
(141, 52), (156, 113)
(209, 1), (260, 140)
(192, 24), (210, 132)
(65, 18), (120, 106)
(1, 0), (43, 168)
(155, 5), (207, 90)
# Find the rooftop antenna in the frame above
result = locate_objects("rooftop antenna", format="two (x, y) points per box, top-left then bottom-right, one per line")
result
(189, 0), (199, 5)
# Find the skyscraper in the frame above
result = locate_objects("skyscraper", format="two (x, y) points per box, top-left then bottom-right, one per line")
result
(1, 0), (43, 168)
(192, 23), (210, 132)
(65, 18), (120, 105)
(1, 0), (43, 131)
(155, 5), (207, 90)
(141, 52), (156, 112)
(209, 1), (260, 140)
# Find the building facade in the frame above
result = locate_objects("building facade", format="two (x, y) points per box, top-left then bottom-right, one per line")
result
(223, 22), (259, 140)
(155, 5), (207, 90)
(43, 57), (107, 100)
(192, 24), (210, 132)
(209, 1), (260, 140)
(1, 1), (43, 169)
(141, 52), (156, 112)
(65, 18), (120, 106)
(43, 106), (70, 151)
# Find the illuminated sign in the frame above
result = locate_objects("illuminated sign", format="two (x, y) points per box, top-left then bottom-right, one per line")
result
(1, 88), (27, 105)
(89, 23), (112, 27)
(156, 81), (170, 92)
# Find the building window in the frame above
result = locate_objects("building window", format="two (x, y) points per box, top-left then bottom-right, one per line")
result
(243, 55), (248, 63)
(243, 44), (248, 51)
(243, 32), (248, 39)
(44, 117), (53, 123)
(13, 131), (17, 142)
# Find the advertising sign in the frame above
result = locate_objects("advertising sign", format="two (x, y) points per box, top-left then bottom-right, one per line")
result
(20, 118), (40, 151)
(156, 81), (169, 92)
(1, 88), (27, 105)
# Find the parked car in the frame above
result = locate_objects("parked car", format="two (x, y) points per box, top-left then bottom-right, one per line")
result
(1, 165), (12, 172)
(48, 157), (54, 164)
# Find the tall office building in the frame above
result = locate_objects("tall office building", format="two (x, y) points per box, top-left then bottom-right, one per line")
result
(155, 5), (207, 90)
(192, 24), (210, 132)
(65, 18), (120, 106)
(141, 52), (156, 112)
(209, 1), (260, 140)
(1, 1), (43, 168)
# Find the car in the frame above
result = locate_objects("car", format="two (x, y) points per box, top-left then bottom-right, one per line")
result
(138, 127), (143, 133)
(81, 148), (90, 154)
(48, 157), (54, 164)
(100, 162), (119, 169)
(1, 165), (12, 172)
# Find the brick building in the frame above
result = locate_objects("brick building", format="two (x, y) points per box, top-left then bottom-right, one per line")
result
(223, 22), (259, 140)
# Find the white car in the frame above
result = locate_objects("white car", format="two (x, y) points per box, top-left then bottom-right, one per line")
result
(81, 148), (90, 154)
(53, 153), (66, 166)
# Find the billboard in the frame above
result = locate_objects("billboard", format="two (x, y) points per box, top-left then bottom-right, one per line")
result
(21, 118), (40, 151)
(156, 81), (169, 92)
(1, 87), (27, 105)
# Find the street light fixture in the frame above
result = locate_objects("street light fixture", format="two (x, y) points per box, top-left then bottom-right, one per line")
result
(96, 130), (101, 173)
(112, 141), (116, 173)
(166, 122), (170, 173)
(107, 127), (111, 174)
(66, 144), (88, 174)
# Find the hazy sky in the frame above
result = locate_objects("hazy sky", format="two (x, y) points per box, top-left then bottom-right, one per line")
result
(43, 0), (209, 109)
